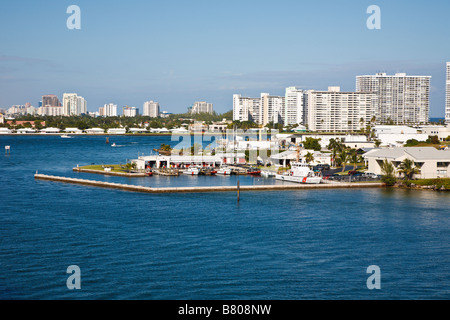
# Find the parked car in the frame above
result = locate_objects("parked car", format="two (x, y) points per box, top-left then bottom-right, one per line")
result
(348, 170), (358, 175)
(363, 172), (378, 179)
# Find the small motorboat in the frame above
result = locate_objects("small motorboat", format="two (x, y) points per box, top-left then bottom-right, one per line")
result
(247, 167), (261, 176)
(111, 143), (117, 147)
(216, 166), (231, 175)
(261, 171), (276, 178)
(183, 166), (200, 175)
(61, 135), (72, 138)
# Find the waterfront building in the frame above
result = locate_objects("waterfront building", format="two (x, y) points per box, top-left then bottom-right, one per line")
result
(363, 147), (450, 179)
(305, 87), (376, 132)
(40, 127), (61, 134)
(63, 93), (87, 116)
(129, 128), (148, 134)
(0, 113), (4, 124)
(123, 106), (138, 117)
(0, 127), (12, 134)
(446, 62), (450, 124)
(85, 128), (105, 134)
(107, 128), (127, 134)
(132, 155), (224, 170)
(143, 101), (160, 118)
(189, 101), (214, 115)
(64, 128), (84, 134)
(356, 73), (431, 124)
(285, 87), (305, 126)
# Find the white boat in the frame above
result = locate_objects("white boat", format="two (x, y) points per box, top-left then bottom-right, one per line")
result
(111, 143), (117, 147)
(275, 162), (322, 184)
(61, 135), (72, 138)
(216, 166), (232, 175)
(261, 170), (276, 178)
(183, 166), (200, 175)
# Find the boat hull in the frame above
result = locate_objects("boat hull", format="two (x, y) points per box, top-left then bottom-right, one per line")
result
(275, 174), (322, 184)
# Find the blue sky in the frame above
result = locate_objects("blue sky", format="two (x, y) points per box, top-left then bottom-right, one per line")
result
(1, 0), (449, 116)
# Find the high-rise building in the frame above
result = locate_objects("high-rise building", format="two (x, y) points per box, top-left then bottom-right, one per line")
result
(78, 96), (87, 115)
(446, 62), (450, 124)
(306, 87), (376, 132)
(233, 93), (285, 126)
(233, 94), (261, 124)
(285, 87), (305, 126)
(123, 106), (138, 117)
(143, 101), (160, 118)
(356, 73), (431, 124)
(42, 95), (61, 107)
(189, 101), (214, 115)
(101, 103), (117, 117)
(261, 93), (285, 126)
(63, 93), (87, 116)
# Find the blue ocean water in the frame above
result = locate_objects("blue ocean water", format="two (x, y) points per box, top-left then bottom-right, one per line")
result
(0, 135), (449, 300)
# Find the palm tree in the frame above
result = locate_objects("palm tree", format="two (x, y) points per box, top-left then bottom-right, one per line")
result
(305, 152), (314, 164)
(350, 150), (360, 170)
(397, 158), (421, 180)
(337, 151), (349, 172)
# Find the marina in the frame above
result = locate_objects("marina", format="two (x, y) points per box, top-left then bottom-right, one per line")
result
(35, 173), (384, 193)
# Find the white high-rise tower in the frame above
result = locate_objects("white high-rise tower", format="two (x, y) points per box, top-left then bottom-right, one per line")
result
(446, 62), (450, 124)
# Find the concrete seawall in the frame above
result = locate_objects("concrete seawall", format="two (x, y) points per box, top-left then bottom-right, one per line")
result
(35, 174), (384, 194)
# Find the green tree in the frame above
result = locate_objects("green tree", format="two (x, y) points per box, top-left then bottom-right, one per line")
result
(397, 158), (421, 180)
(303, 137), (322, 151)
(337, 151), (349, 172)
(305, 152), (315, 164)
(380, 159), (396, 186)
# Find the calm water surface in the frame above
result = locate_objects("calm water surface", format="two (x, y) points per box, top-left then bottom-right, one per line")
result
(0, 135), (449, 299)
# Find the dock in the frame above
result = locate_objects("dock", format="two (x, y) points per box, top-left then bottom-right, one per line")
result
(35, 174), (384, 194)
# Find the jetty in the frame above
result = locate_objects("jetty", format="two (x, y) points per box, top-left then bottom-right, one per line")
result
(35, 174), (384, 194)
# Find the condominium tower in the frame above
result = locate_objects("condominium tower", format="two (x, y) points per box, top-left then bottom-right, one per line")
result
(143, 101), (160, 118)
(63, 93), (87, 116)
(100, 103), (118, 117)
(189, 101), (214, 115)
(356, 73), (431, 124)
(446, 62), (450, 124)
(123, 106), (138, 117)
(306, 87), (376, 132)
(284, 87), (305, 126)
(233, 94), (261, 123)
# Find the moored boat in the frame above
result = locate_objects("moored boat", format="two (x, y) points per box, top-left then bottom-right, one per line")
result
(216, 166), (231, 175)
(247, 167), (261, 176)
(183, 166), (200, 175)
(275, 162), (322, 184)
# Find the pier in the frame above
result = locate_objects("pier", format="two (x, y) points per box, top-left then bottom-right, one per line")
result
(35, 174), (384, 194)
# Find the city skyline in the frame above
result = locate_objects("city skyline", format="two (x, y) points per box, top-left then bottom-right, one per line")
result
(0, 1), (450, 117)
